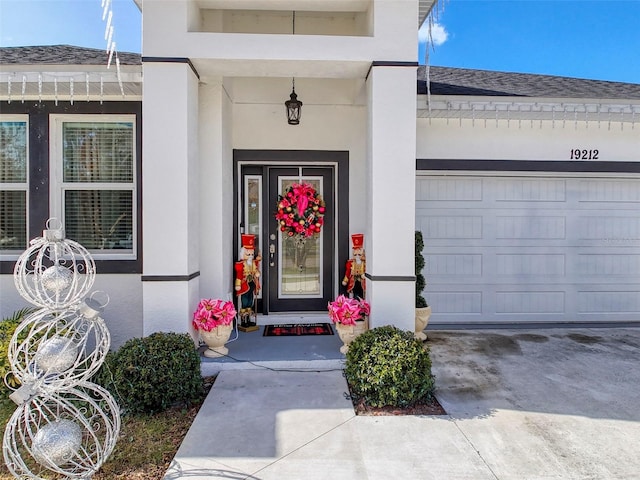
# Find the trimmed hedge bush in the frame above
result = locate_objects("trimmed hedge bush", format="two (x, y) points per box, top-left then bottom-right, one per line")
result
(415, 231), (428, 308)
(345, 325), (435, 408)
(95, 332), (203, 414)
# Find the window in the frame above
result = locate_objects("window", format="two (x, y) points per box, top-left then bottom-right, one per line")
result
(51, 115), (136, 259)
(0, 116), (28, 254)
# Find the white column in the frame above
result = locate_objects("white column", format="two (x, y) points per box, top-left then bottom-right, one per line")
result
(365, 64), (417, 332)
(141, 61), (200, 339)
(198, 80), (235, 301)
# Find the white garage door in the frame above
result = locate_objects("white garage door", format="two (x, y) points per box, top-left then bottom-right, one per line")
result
(416, 174), (640, 325)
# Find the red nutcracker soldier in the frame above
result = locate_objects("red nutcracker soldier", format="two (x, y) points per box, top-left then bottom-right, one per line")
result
(234, 234), (261, 332)
(342, 233), (366, 299)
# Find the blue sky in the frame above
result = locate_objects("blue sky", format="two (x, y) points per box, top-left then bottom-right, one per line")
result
(1, 0), (639, 84)
(0, 0), (142, 53)
(421, 0), (640, 83)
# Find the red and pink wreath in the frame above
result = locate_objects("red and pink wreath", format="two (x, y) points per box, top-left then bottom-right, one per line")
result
(275, 183), (325, 237)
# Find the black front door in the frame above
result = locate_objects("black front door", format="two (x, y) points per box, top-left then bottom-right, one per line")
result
(237, 163), (336, 313)
(266, 167), (335, 311)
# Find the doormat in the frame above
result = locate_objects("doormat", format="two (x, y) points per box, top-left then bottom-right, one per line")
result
(263, 323), (334, 337)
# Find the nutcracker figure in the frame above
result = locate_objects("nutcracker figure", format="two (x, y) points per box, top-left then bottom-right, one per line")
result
(234, 234), (261, 332)
(342, 233), (366, 299)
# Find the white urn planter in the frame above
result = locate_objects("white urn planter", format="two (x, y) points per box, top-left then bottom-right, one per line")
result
(200, 324), (234, 358)
(414, 306), (432, 341)
(335, 318), (368, 354)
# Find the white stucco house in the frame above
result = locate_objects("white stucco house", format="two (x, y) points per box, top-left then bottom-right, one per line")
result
(1, 0), (639, 348)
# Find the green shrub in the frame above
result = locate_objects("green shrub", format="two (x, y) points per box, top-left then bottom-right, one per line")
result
(0, 307), (37, 392)
(345, 325), (435, 408)
(95, 332), (203, 414)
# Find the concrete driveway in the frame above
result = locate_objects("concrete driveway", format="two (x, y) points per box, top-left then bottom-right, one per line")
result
(167, 327), (640, 479)
(427, 327), (640, 479)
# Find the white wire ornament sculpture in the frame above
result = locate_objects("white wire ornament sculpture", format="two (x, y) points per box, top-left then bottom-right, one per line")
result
(13, 218), (96, 310)
(3, 219), (120, 479)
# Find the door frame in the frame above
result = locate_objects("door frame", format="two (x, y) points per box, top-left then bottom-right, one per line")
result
(233, 150), (350, 314)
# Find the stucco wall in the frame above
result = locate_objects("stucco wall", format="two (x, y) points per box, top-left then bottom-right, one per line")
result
(142, 0), (418, 64)
(1, 275), (143, 350)
(417, 115), (638, 162)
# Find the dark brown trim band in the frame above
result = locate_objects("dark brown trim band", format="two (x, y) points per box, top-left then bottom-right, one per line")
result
(141, 57), (200, 80)
(141, 272), (200, 282)
(417, 159), (640, 173)
(365, 273), (416, 282)
(366, 61), (420, 80)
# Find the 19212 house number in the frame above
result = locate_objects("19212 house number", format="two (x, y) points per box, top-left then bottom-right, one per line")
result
(570, 149), (599, 160)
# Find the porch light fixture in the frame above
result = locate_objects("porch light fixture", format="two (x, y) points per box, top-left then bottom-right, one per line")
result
(285, 78), (303, 125)
(285, 11), (302, 125)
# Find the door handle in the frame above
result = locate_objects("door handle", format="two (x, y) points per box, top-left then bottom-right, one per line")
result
(269, 243), (275, 266)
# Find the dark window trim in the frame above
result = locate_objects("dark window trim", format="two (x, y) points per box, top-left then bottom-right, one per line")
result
(417, 159), (640, 173)
(0, 101), (143, 275)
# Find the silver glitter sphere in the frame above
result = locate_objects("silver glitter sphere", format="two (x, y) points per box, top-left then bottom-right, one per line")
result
(31, 419), (82, 468)
(34, 336), (79, 374)
(40, 265), (73, 293)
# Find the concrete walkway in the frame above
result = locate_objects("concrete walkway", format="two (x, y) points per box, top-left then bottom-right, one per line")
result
(165, 327), (640, 479)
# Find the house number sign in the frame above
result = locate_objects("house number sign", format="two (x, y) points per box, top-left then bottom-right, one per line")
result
(570, 149), (599, 160)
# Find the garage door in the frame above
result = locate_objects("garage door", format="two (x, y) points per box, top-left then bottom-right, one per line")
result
(416, 174), (640, 325)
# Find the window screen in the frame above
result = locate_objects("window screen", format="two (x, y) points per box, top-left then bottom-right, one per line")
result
(0, 120), (28, 251)
(61, 121), (135, 255)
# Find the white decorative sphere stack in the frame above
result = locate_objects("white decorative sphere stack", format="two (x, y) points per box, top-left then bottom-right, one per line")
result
(2, 219), (120, 480)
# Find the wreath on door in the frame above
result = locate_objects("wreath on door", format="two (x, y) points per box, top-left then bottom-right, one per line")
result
(275, 183), (325, 238)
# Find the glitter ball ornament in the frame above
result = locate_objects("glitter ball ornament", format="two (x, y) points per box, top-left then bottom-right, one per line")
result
(40, 265), (73, 293)
(33, 336), (79, 374)
(31, 419), (82, 469)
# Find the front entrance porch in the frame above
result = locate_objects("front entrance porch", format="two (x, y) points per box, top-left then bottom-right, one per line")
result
(199, 313), (344, 374)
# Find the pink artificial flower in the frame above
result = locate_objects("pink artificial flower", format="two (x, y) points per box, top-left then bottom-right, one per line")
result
(357, 298), (370, 317)
(327, 295), (366, 326)
(192, 299), (237, 332)
(213, 299), (236, 326)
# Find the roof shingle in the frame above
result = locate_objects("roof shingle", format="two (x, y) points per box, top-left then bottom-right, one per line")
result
(0, 45), (141, 66)
(2, 46), (639, 100)
(419, 66), (640, 100)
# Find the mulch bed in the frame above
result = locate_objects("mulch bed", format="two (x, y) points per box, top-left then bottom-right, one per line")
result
(346, 380), (447, 416)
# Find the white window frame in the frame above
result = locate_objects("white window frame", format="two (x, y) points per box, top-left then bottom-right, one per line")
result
(0, 114), (29, 259)
(49, 114), (137, 260)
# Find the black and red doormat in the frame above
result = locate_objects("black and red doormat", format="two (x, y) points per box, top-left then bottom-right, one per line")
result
(263, 323), (334, 337)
